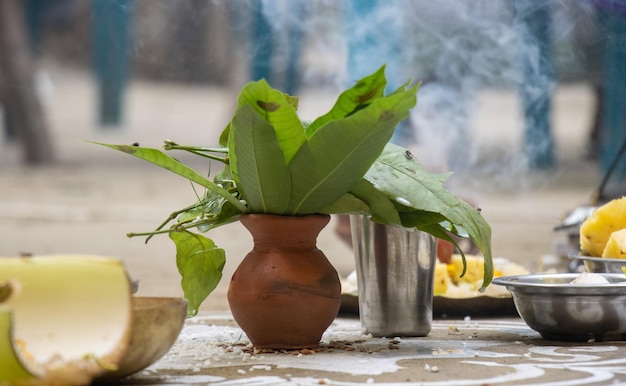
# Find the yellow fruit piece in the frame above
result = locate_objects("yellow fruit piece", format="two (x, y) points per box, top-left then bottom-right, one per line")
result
(437, 256), (529, 298)
(448, 254), (484, 286)
(433, 263), (450, 295)
(602, 228), (626, 258)
(580, 197), (626, 256)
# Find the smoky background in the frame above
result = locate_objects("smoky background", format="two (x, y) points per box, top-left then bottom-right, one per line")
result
(4, 0), (609, 189)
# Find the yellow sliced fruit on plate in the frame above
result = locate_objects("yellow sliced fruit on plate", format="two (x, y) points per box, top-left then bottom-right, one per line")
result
(447, 254), (485, 286)
(435, 255), (528, 298)
(433, 263), (450, 296)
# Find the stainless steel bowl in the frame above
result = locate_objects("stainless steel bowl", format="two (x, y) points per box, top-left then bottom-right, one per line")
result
(493, 273), (626, 341)
(569, 252), (626, 274)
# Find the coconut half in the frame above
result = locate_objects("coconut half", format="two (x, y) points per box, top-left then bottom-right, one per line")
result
(0, 255), (133, 385)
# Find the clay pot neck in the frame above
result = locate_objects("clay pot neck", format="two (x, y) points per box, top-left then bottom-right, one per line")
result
(239, 214), (331, 249)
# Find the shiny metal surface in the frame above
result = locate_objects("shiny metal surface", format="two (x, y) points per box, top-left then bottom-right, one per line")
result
(493, 273), (626, 341)
(569, 253), (626, 274)
(350, 215), (436, 337)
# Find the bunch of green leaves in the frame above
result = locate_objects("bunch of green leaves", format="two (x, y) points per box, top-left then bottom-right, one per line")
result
(222, 66), (417, 215)
(92, 66), (492, 316)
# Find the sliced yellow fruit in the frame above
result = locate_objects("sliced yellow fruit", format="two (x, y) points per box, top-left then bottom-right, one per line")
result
(438, 256), (529, 298)
(602, 228), (626, 258)
(0, 255), (133, 385)
(448, 254), (484, 287)
(580, 196), (626, 256)
(433, 263), (450, 296)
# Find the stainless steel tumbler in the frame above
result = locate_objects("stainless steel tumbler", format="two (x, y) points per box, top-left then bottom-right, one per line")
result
(350, 215), (436, 337)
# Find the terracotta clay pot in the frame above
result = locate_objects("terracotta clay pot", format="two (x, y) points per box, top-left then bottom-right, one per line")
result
(227, 213), (341, 349)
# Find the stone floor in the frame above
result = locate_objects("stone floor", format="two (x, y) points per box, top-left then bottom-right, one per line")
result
(117, 312), (626, 385)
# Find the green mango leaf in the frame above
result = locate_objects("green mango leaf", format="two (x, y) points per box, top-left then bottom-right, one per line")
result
(229, 104), (291, 214)
(320, 192), (370, 215)
(195, 201), (242, 233)
(233, 80), (305, 164)
(399, 210), (448, 226)
(413, 222), (455, 240)
(89, 142), (247, 213)
(219, 123), (231, 148)
(307, 65), (387, 135)
(170, 231), (226, 317)
(286, 85), (418, 214)
(346, 179), (402, 224)
(173, 197), (241, 234)
(365, 142), (493, 287)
